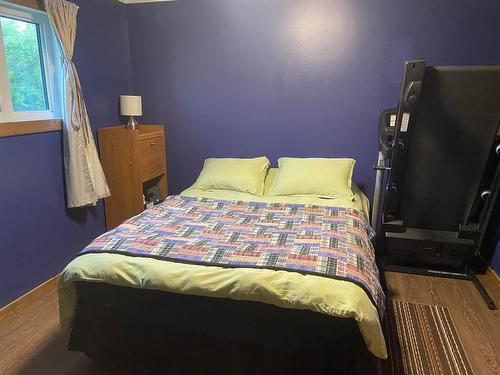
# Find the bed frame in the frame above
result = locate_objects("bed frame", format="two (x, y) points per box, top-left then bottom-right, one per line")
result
(68, 282), (379, 374)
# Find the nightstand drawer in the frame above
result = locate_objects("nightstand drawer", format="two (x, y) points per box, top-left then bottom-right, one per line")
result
(139, 136), (166, 182)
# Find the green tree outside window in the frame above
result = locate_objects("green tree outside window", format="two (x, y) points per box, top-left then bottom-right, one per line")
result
(0, 16), (48, 112)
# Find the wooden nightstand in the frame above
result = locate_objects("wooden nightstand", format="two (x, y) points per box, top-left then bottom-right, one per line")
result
(98, 125), (168, 230)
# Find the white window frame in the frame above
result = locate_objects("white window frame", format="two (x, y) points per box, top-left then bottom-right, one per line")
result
(0, 1), (61, 123)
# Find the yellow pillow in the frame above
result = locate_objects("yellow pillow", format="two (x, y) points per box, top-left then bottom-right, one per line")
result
(269, 157), (355, 198)
(192, 157), (270, 195)
(263, 168), (278, 195)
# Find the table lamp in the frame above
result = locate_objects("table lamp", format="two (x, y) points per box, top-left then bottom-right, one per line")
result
(120, 95), (142, 130)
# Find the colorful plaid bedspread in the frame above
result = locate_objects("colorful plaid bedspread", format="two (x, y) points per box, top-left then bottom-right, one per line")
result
(80, 195), (385, 313)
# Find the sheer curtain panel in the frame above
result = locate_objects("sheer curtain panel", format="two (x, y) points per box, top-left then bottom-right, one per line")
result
(44, 0), (110, 207)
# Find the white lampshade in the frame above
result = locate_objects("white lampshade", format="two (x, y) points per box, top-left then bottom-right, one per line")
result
(120, 95), (142, 116)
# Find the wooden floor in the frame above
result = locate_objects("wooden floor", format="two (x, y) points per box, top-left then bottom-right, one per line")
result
(385, 271), (500, 375)
(1, 271), (499, 375)
(0, 280), (102, 375)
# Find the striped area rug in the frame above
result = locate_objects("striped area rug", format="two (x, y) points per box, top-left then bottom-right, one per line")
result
(380, 300), (474, 375)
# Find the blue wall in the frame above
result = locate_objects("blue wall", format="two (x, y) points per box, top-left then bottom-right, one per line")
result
(126, 0), (500, 274)
(0, 0), (133, 307)
(127, 0), (500, 198)
(492, 241), (500, 274)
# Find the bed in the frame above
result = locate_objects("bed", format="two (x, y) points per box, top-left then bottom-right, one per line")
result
(59, 167), (387, 372)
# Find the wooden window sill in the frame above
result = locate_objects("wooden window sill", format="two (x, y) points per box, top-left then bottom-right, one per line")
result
(6, 0), (44, 11)
(0, 119), (62, 138)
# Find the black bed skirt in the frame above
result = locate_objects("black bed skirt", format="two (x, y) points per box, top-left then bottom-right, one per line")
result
(68, 282), (378, 374)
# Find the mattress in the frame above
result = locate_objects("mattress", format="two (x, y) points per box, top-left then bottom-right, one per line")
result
(58, 169), (387, 359)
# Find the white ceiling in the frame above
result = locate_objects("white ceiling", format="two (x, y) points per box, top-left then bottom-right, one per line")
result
(118, 0), (175, 4)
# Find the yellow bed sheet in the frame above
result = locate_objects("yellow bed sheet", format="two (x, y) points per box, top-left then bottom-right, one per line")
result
(58, 172), (386, 359)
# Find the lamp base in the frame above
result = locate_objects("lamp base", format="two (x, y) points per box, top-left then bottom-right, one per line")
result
(125, 116), (139, 130)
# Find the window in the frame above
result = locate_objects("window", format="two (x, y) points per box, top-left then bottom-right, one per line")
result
(0, 2), (60, 123)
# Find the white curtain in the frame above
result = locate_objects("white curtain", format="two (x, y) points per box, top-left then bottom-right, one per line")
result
(44, 0), (110, 208)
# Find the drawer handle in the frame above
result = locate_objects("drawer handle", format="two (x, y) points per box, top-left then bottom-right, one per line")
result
(149, 141), (156, 146)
